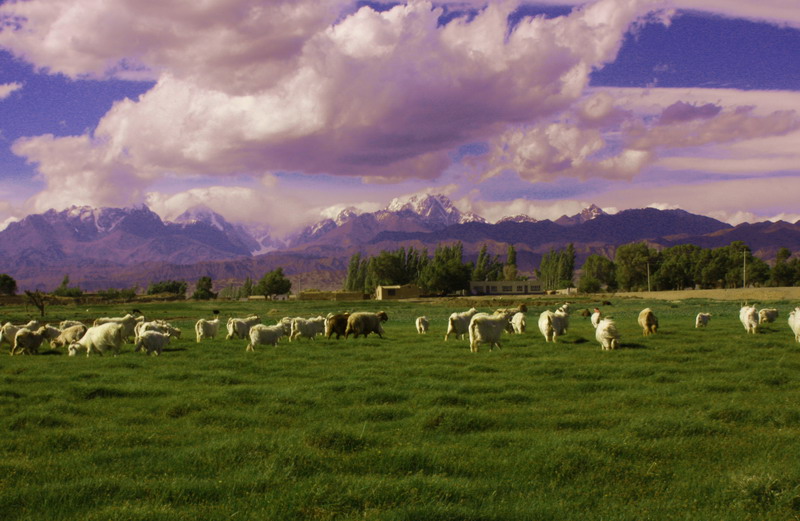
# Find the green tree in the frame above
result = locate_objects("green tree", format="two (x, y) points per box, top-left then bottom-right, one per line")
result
(0, 273), (17, 296)
(256, 267), (292, 298)
(147, 280), (188, 296)
(53, 274), (83, 297)
(770, 248), (794, 287)
(472, 244), (503, 281)
(580, 254), (616, 291)
(503, 244), (518, 281)
(418, 242), (471, 295)
(652, 244), (701, 290)
(239, 277), (254, 298)
(191, 276), (217, 300)
(536, 244), (576, 290)
(615, 242), (659, 291)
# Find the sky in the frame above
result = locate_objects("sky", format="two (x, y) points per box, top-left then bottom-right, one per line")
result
(1, 0), (799, 237)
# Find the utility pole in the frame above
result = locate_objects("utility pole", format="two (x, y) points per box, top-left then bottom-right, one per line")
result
(743, 249), (747, 289)
(647, 261), (651, 292)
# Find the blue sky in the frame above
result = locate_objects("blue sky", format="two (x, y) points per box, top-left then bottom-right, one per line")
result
(0, 0), (799, 234)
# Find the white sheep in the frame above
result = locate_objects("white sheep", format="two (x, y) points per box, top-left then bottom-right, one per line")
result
(93, 314), (141, 342)
(290, 316), (326, 341)
(11, 327), (49, 355)
(444, 308), (478, 341)
(345, 311), (389, 339)
(134, 320), (181, 343)
(68, 323), (125, 357)
(226, 315), (260, 340)
(51, 324), (88, 349)
(59, 320), (84, 330)
(538, 310), (568, 343)
(195, 318), (221, 342)
(468, 312), (510, 352)
(788, 308), (800, 342)
(591, 308), (602, 329)
(415, 316), (429, 334)
(695, 312), (712, 328)
(0, 320), (42, 351)
(276, 317), (294, 335)
(134, 330), (171, 355)
(759, 308), (779, 324)
(511, 312), (526, 334)
(739, 305), (759, 334)
(638, 308), (658, 336)
(246, 324), (284, 351)
(595, 318), (621, 350)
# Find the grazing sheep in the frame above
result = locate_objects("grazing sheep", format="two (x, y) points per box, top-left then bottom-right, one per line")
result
(538, 310), (568, 343)
(325, 313), (350, 339)
(51, 324), (88, 349)
(246, 324), (284, 351)
(739, 305), (759, 334)
(788, 308), (800, 342)
(511, 312), (526, 334)
(11, 327), (49, 355)
(59, 320), (84, 330)
(444, 308), (479, 341)
(345, 311), (389, 339)
(226, 315), (260, 340)
(93, 314), (140, 342)
(638, 308), (658, 336)
(134, 330), (171, 356)
(590, 308), (602, 329)
(276, 316), (294, 336)
(695, 312), (712, 328)
(195, 318), (221, 342)
(290, 316), (326, 341)
(135, 320), (181, 343)
(68, 323), (125, 357)
(468, 312), (510, 352)
(416, 316), (429, 334)
(759, 308), (779, 324)
(595, 318), (621, 350)
(0, 320), (42, 351)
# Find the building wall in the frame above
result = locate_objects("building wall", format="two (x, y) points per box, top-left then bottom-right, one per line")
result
(470, 280), (541, 295)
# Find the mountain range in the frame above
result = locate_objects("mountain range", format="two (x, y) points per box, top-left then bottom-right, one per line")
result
(0, 194), (796, 292)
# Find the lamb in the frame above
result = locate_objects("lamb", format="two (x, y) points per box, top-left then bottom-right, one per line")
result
(68, 323), (125, 357)
(134, 330), (171, 356)
(226, 315), (260, 340)
(246, 324), (284, 351)
(638, 308), (658, 336)
(595, 318), (621, 350)
(444, 308), (478, 341)
(511, 312), (526, 334)
(590, 308), (602, 329)
(51, 324), (88, 349)
(739, 305), (759, 334)
(290, 316), (326, 341)
(325, 313), (350, 339)
(93, 314), (140, 342)
(11, 327), (49, 355)
(345, 311), (389, 339)
(759, 308), (779, 324)
(415, 316), (429, 334)
(468, 312), (510, 352)
(195, 318), (221, 342)
(788, 308), (800, 342)
(538, 310), (568, 343)
(695, 312), (712, 328)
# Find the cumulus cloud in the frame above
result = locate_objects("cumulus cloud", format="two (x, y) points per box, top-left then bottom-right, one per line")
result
(2, 0), (665, 212)
(0, 81), (22, 100)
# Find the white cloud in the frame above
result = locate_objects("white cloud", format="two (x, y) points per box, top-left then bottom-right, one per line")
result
(0, 82), (22, 100)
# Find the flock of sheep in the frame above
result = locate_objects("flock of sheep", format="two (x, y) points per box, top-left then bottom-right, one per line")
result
(1, 301), (796, 357)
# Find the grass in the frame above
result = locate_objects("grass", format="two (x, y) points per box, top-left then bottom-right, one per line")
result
(2, 296), (800, 520)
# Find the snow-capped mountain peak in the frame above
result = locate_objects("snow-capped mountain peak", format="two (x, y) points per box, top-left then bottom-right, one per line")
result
(498, 214), (538, 224)
(386, 193), (483, 227)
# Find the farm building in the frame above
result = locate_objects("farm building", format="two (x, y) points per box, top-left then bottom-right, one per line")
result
(470, 279), (542, 296)
(375, 284), (422, 300)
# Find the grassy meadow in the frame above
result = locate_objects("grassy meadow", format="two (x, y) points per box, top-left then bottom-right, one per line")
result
(2, 295), (800, 520)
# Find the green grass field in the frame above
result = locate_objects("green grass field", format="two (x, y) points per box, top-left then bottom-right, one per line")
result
(2, 296), (800, 520)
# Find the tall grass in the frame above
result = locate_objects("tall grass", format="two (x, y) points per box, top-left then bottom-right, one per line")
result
(2, 296), (800, 520)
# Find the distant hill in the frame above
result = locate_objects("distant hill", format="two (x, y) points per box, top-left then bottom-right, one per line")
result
(2, 194), (799, 292)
